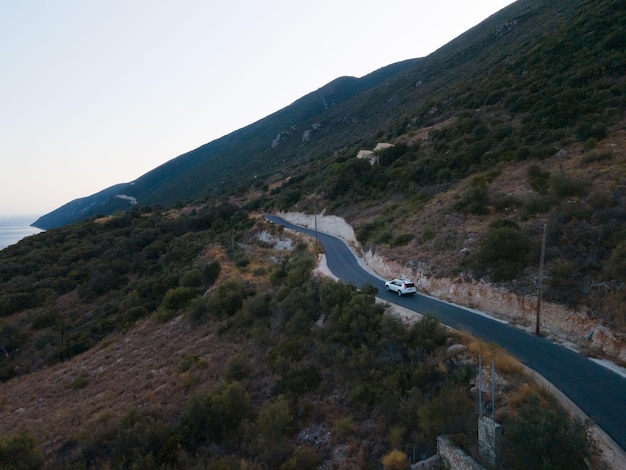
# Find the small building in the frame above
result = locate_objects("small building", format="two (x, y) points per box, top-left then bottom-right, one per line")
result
(356, 149), (374, 160)
(356, 143), (394, 165)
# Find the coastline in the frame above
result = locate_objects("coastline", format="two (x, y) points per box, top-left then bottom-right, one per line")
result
(0, 215), (44, 251)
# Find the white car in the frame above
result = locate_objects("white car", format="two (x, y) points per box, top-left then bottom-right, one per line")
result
(385, 278), (417, 296)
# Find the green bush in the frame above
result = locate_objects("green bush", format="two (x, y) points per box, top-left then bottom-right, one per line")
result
(0, 432), (44, 470)
(455, 176), (489, 215)
(182, 382), (252, 448)
(162, 286), (199, 311)
(501, 393), (591, 469)
(550, 174), (590, 198)
(207, 280), (249, 319)
(607, 241), (626, 282)
(72, 372), (89, 390)
(255, 397), (293, 467)
(417, 383), (473, 438)
(180, 268), (204, 288)
(545, 259), (583, 306)
(203, 260), (222, 284)
(185, 296), (210, 323)
(391, 233), (415, 247)
(242, 293), (272, 319)
(527, 164), (550, 194)
(493, 195), (523, 213)
(523, 195), (554, 217)
(276, 365), (321, 398)
(474, 220), (530, 281)
(71, 408), (179, 469)
(225, 352), (251, 382)
(280, 446), (321, 470)
(178, 354), (204, 373)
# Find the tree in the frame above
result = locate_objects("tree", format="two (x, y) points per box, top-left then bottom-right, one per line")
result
(500, 393), (591, 469)
(255, 397), (292, 467)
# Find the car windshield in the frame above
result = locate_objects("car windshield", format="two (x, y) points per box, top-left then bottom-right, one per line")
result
(403, 282), (415, 288)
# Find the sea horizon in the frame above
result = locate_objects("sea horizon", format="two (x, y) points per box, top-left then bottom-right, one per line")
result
(0, 214), (45, 251)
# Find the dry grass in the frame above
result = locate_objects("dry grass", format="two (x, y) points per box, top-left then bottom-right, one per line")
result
(505, 382), (551, 412)
(462, 334), (522, 375)
(0, 229), (293, 458)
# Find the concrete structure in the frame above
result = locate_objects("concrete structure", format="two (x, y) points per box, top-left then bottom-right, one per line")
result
(478, 416), (502, 468)
(437, 436), (485, 470)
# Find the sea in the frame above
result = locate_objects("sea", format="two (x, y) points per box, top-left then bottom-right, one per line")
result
(0, 215), (44, 251)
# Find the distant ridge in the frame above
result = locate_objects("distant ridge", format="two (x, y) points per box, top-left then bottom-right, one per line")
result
(34, 58), (420, 228)
(34, 0), (624, 229)
(33, 183), (132, 229)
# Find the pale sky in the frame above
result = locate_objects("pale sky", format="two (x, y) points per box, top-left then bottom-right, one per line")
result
(1, 0), (516, 216)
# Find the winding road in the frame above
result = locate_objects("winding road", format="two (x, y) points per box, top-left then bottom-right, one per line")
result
(265, 214), (626, 453)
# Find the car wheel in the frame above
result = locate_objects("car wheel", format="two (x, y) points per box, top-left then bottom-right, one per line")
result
(397, 290), (402, 296)
(385, 285), (390, 291)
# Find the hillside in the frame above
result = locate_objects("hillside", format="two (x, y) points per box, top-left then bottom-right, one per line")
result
(31, 0), (626, 327)
(0, 209), (599, 468)
(3, 0), (625, 467)
(36, 0), (624, 231)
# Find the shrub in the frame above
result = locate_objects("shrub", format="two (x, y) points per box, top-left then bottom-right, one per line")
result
(242, 293), (272, 320)
(182, 382), (252, 448)
(178, 354), (204, 373)
(185, 296), (210, 323)
(334, 416), (355, 441)
(73, 408), (178, 469)
(225, 352), (251, 382)
(203, 260), (221, 284)
(501, 393), (591, 469)
(280, 446), (320, 470)
(0, 432), (44, 470)
(550, 174), (589, 198)
(255, 397), (293, 467)
(382, 449), (409, 470)
(527, 164), (550, 194)
(581, 150), (613, 165)
(276, 365), (321, 398)
(162, 286), (199, 310)
(454, 176), (489, 215)
(523, 195), (554, 217)
(391, 233), (414, 247)
(474, 220), (530, 281)
(72, 372), (89, 390)
(207, 280), (248, 319)
(607, 241), (626, 282)
(417, 383), (473, 438)
(545, 259), (582, 306)
(180, 268), (204, 287)
(408, 315), (449, 353)
(493, 195), (523, 213)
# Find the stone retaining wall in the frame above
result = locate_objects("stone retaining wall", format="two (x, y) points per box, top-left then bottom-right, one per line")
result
(437, 436), (484, 470)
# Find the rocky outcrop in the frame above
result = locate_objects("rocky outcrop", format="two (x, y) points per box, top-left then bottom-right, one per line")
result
(364, 247), (626, 363)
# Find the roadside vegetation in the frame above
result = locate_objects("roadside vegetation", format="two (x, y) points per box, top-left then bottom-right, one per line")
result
(0, 210), (593, 468)
(1, 0), (623, 466)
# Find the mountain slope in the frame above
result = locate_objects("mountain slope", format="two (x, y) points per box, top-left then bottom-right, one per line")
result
(3, 0), (625, 466)
(36, 0), (614, 229)
(32, 59), (420, 229)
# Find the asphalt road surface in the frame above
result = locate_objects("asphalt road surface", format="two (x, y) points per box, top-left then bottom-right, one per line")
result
(265, 214), (626, 452)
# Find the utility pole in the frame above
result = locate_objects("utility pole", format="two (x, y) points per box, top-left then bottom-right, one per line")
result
(314, 202), (318, 245)
(478, 355), (483, 417)
(536, 224), (546, 336)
